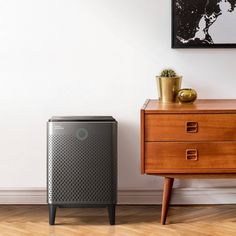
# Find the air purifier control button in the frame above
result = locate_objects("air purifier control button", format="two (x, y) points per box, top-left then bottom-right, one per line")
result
(76, 128), (88, 141)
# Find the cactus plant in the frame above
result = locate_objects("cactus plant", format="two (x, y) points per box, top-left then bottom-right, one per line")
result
(156, 68), (182, 103)
(160, 69), (177, 77)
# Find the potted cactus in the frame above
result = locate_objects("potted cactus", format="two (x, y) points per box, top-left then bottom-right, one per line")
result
(156, 69), (182, 103)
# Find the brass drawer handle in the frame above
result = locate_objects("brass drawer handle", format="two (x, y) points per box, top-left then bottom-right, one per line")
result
(186, 121), (198, 133)
(186, 149), (198, 161)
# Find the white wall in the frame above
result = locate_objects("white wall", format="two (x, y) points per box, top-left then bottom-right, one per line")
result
(0, 0), (236, 193)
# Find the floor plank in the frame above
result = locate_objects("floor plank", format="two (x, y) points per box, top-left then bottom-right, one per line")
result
(0, 205), (236, 235)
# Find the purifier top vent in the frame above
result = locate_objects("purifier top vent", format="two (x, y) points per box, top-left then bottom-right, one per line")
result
(49, 116), (116, 122)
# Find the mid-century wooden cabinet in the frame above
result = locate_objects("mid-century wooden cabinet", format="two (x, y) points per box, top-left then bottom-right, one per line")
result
(141, 99), (236, 224)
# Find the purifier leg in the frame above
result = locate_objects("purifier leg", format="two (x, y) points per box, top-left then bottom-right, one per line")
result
(49, 204), (57, 225)
(108, 204), (116, 225)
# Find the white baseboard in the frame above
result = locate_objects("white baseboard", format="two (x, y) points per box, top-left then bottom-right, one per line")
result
(0, 188), (47, 204)
(1, 188), (236, 205)
(118, 188), (236, 205)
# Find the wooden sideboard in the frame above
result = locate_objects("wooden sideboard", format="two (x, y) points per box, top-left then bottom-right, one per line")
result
(141, 99), (236, 224)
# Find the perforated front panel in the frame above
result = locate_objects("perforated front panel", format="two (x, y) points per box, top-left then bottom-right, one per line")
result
(47, 122), (117, 205)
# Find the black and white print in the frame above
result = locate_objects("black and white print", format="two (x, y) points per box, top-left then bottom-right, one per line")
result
(172, 0), (236, 48)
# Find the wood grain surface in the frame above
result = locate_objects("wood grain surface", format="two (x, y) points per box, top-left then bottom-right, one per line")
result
(1, 205), (236, 235)
(145, 113), (236, 141)
(144, 99), (236, 114)
(145, 141), (236, 173)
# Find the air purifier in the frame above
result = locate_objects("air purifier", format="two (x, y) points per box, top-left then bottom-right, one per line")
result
(47, 116), (117, 225)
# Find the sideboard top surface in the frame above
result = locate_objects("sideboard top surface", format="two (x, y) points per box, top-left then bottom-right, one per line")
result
(142, 99), (236, 114)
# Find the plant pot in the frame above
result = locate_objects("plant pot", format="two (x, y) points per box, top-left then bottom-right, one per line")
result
(156, 76), (182, 103)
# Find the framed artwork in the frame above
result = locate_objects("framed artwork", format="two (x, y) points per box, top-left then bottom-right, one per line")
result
(172, 0), (236, 48)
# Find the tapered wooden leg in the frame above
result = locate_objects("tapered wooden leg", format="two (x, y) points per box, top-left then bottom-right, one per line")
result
(161, 177), (174, 225)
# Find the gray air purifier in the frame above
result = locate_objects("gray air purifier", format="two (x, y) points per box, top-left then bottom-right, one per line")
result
(47, 116), (117, 225)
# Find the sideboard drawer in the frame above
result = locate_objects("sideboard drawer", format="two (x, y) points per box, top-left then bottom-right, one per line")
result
(145, 114), (236, 141)
(145, 142), (236, 173)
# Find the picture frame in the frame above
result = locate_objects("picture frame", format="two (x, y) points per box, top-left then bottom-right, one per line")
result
(172, 0), (236, 48)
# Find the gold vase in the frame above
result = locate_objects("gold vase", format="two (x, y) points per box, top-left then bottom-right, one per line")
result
(177, 88), (197, 103)
(156, 76), (182, 103)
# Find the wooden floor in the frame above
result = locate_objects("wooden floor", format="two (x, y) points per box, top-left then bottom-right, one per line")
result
(0, 205), (236, 236)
